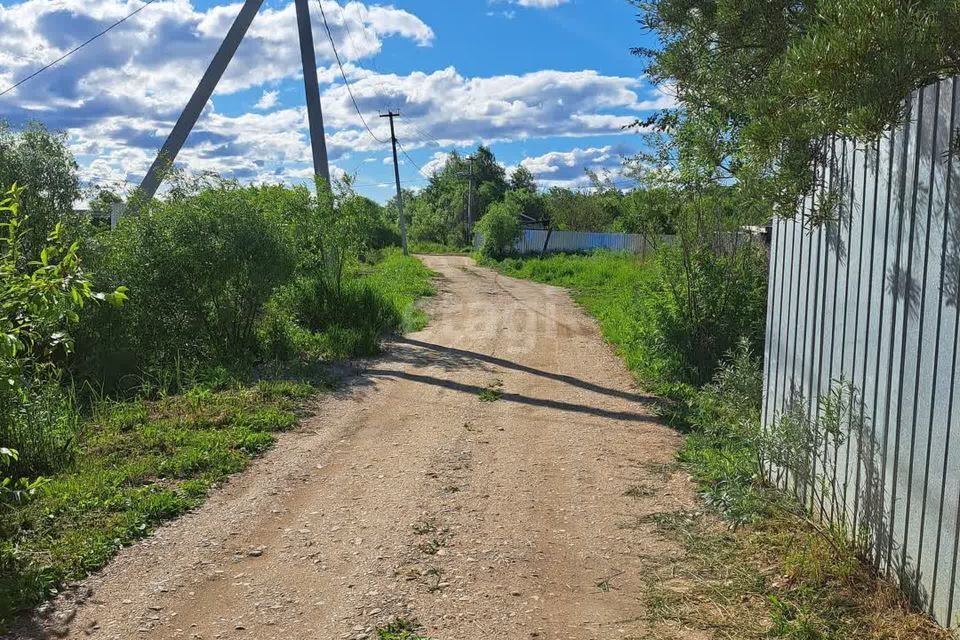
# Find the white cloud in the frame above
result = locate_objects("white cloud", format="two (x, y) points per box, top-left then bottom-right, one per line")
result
(0, 0), (433, 113)
(421, 151), (451, 176)
(0, 1), (662, 191)
(519, 145), (634, 188)
(516, 0), (568, 7)
(636, 83), (678, 110)
(254, 89), (279, 110)
(320, 67), (654, 155)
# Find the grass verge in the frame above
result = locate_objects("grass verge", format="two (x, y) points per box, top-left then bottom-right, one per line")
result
(0, 378), (319, 623)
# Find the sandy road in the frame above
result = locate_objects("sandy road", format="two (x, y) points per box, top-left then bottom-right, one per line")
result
(12, 256), (700, 640)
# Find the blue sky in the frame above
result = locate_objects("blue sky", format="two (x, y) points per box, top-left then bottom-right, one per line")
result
(0, 0), (667, 201)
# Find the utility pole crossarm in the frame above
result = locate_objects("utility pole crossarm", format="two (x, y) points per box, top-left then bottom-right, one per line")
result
(381, 111), (409, 255)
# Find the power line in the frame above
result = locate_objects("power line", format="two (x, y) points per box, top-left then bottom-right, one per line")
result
(315, 0), (387, 144)
(331, 0), (394, 113)
(396, 140), (432, 180)
(0, 0), (158, 98)
(404, 123), (446, 150)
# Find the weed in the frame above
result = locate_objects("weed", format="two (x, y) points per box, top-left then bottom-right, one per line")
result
(376, 618), (432, 640)
(412, 519), (438, 536)
(424, 566), (444, 593)
(418, 538), (446, 555)
(478, 379), (504, 402)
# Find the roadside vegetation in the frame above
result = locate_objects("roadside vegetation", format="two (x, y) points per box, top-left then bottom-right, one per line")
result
(0, 126), (435, 626)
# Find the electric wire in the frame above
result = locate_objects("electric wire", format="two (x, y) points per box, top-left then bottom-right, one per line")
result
(405, 123), (446, 150)
(396, 140), (432, 180)
(315, 0), (387, 144)
(0, 0), (158, 97)
(330, 0), (394, 113)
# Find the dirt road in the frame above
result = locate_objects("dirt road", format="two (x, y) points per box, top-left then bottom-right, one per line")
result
(13, 256), (699, 640)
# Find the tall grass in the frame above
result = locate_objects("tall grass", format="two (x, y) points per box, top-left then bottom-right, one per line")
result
(0, 379), (79, 479)
(260, 248), (435, 361)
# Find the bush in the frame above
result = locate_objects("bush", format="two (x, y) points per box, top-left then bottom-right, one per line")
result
(476, 198), (522, 259)
(260, 276), (401, 361)
(0, 185), (120, 480)
(259, 249), (434, 362)
(73, 185), (298, 390)
(643, 241), (768, 385)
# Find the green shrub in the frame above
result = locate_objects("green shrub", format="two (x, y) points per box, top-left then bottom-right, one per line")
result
(0, 184), (122, 479)
(260, 275), (401, 360)
(476, 198), (522, 259)
(259, 249), (434, 361)
(73, 185), (298, 390)
(643, 242), (768, 385)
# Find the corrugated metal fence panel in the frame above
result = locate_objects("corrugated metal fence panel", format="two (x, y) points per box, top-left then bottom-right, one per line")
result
(472, 229), (667, 256)
(762, 76), (960, 627)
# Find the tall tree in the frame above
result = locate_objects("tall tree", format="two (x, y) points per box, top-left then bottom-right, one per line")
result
(470, 145), (508, 219)
(509, 165), (538, 193)
(0, 122), (82, 261)
(634, 0), (960, 220)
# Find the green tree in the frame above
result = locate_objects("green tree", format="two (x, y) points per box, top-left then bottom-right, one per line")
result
(543, 185), (620, 232)
(509, 165), (538, 193)
(0, 123), (82, 262)
(469, 145), (509, 222)
(326, 177), (380, 293)
(634, 0), (960, 219)
(385, 187), (418, 229)
(476, 197), (522, 260)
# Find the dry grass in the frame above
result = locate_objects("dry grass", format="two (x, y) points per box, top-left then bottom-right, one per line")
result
(638, 508), (950, 640)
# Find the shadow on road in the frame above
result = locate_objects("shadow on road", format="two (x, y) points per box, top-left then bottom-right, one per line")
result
(392, 337), (659, 405)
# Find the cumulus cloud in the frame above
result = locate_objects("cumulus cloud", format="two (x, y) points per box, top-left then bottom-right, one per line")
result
(519, 145), (635, 188)
(0, 0), (432, 186)
(320, 67), (654, 155)
(0, 0), (660, 191)
(421, 151), (452, 176)
(254, 90), (279, 111)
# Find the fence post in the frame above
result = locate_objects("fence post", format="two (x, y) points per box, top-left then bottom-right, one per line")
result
(110, 202), (126, 229)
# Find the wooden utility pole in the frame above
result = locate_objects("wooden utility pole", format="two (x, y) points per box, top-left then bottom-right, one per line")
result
(458, 158), (475, 245)
(294, 0), (331, 188)
(380, 111), (408, 255)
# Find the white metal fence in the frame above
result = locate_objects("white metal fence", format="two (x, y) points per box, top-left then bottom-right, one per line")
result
(763, 76), (960, 627)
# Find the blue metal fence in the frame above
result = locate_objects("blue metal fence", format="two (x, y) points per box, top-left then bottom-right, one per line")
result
(474, 229), (662, 256)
